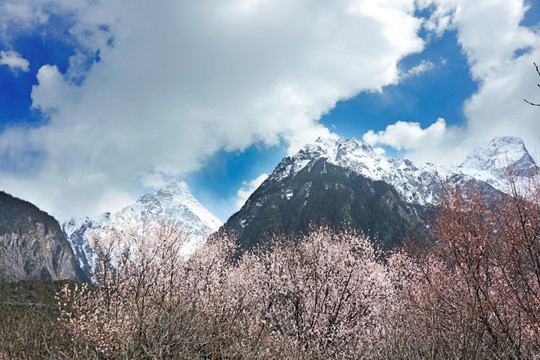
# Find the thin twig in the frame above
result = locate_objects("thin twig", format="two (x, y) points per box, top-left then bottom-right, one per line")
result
(524, 62), (540, 106)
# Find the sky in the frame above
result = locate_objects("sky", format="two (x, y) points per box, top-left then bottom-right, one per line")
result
(0, 0), (539, 222)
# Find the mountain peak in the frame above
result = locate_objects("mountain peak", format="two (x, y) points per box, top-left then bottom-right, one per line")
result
(64, 179), (222, 283)
(270, 136), (387, 184)
(161, 179), (189, 192)
(150, 179), (189, 195)
(137, 180), (194, 206)
(136, 180), (221, 229)
(460, 136), (536, 176)
(266, 135), (539, 210)
(310, 136), (376, 156)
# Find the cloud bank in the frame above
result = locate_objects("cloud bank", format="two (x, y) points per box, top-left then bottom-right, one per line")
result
(0, 0), (426, 219)
(1, 0), (539, 220)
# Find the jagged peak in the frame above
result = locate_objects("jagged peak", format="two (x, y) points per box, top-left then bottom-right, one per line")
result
(146, 179), (189, 196)
(460, 136), (536, 175)
(264, 134), (539, 210)
(63, 178), (222, 283)
(312, 136), (374, 151)
(134, 180), (221, 227)
(292, 136), (378, 165)
(137, 180), (193, 205)
(161, 179), (189, 192)
(269, 137), (388, 195)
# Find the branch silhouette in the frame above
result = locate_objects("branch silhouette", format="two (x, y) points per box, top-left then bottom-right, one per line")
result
(524, 62), (540, 106)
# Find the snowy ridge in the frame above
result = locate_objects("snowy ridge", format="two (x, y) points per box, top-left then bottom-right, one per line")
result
(269, 136), (537, 206)
(459, 136), (538, 190)
(122, 180), (222, 236)
(63, 180), (222, 283)
(461, 136), (535, 173)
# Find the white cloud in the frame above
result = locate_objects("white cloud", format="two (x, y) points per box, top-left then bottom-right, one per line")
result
(0, 50), (29, 72)
(363, 118), (446, 150)
(363, 118), (465, 163)
(373, 147), (386, 155)
(445, 0), (540, 158)
(235, 173), (269, 210)
(0, 0), (427, 219)
(419, 0), (454, 37)
(400, 59), (437, 79)
(0, 2), (49, 29)
(31, 65), (78, 111)
(363, 0), (540, 165)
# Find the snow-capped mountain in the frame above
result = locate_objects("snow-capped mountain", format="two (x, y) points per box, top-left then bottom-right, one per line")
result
(270, 136), (536, 205)
(461, 136), (536, 173)
(460, 136), (537, 189)
(224, 135), (537, 251)
(63, 180), (222, 282)
(269, 137), (442, 204)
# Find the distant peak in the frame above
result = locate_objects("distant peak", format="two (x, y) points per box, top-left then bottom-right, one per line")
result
(483, 136), (528, 153)
(159, 179), (189, 193)
(491, 135), (524, 144)
(269, 135), (387, 184)
(309, 136), (373, 152)
(461, 136), (536, 175)
(136, 180), (193, 205)
(314, 135), (339, 144)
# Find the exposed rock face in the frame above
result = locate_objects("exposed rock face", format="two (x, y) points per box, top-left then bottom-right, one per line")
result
(0, 191), (84, 282)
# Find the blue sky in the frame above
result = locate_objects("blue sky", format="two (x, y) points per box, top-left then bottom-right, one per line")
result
(0, 0), (539, 222)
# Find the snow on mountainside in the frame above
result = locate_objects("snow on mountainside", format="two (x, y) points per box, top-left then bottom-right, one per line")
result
(459, 136), (538, 189)
(269, 136), (537, 206)
(461, 136), (536, 173)
(63, 180), (221, 283)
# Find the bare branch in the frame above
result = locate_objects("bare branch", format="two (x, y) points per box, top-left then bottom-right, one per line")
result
(524, 98), (540, 106)
(524, 62), (540, 106)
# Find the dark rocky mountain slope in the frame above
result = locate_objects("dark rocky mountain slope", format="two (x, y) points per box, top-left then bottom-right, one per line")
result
(225, 157), (430, 252)
(0, 191), (86, 282)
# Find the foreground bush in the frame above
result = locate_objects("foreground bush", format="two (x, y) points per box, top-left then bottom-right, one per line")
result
(57, 221), (392, 359)
(198, 228), (392, 358)
(58, 218), (211, 358)
(0, 280), (99, 359)
(385, 177), (540, 359)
